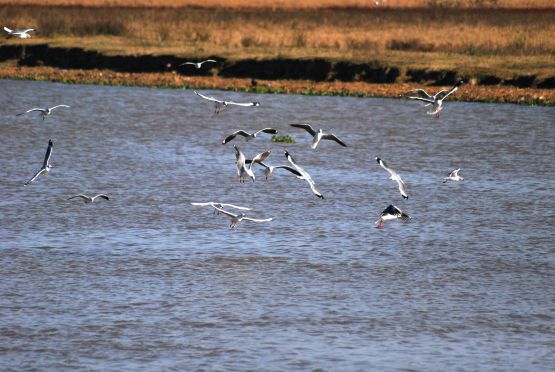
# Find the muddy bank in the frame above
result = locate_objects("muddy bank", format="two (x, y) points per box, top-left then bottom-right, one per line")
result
(1, 44), (554, 89)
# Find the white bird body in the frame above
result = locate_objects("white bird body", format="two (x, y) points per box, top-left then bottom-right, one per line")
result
(406, 80), (464, 118)
(222, 128), (277, 144)
(234, 146), (269, 183)
(212, 206), (272, 229)
(179, 59), (217, 69)
(17, 104), (70, 120)
(375, 204), (411, 229)
(376, 157), (408, 199)
(290, 123), (347, 149)
(194, 91), (260, 115)
(443, 168), (464, 182)
(284, 150), (324, 199)
(67, 194), (110, 203)
(4, 26), (35, 38)
(24, 139), (53, 186)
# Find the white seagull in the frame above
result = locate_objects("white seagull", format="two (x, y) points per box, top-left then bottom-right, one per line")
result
(285, 150), (324, 199)
(4, 26), (35, 39)
(234, 146), (271, 183)
(376, 157), (408, 199)
(24, 139), (53, 186)
(443, 168), (464, 183)
(191, 202), (251, 215)
(212, 206), (272, 229)
(179, 59), (217, 69)
(194, 91), (260, 115)
(67, 194), (110, 203)
(222, 128), (277, 144)
(17, 104), (70, 120)
(375, 205), (411, 229)
(290, 123), (347, 149)
(405, 80), (464, 118)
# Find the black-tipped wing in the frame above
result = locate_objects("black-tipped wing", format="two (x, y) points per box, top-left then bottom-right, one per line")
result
(17, 108), (45, 116)
(223, 130), (251, 144)
(435, 85), (459, 101)
(42, 139), (53, 169)
(405, 89), (433, 100)
(271, 165), (302, 177)
(67, 194), (88, 201)
(226, 101), (259, 107)
(407, 96), (435, 104)
(322, 133), (347, 147)
(194, 91), (223, 104)
(249, 150), (272, 169)
(290, 123), (316, 136)
(255, 128), (278, 136)
(95, 194), (110, 201)
(381, 204), (401, 216)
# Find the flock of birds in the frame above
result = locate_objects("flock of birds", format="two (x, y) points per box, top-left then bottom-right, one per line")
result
(10, 36), (465, 229)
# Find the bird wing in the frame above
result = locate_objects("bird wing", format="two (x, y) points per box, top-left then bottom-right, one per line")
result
(41, 139), (53, 169)
(407, 96), (435, 104)
(307, 179), (324, 199)
(226, 101), (258, 107)
(435, 85), (459, 101)
(406, 89), (433, 100)
(450, 168), (461, 177)
(67, 194), (88, 200)
(24, 169), (45, 186)
(285, 150), (310, 179)
(271, 165), (302, 177)
(21, 28), (35, 33)
(50, 104), (70, 110)
(4, 27), (13, 33)
(223, 130), (250, 144)
(220, 203), (251, 211)
(250, 150), (272, 170)
(376, 157), (398, 179)
(382, 204), (401, 216)
(321, 133), (347, 147)
(395, 178), (408, 199)
(234, 145), (246, 170)
(194, 91), (223, 104)
(95, 194), (110, 200)
(290, 123), (316, 136)
(256, 128), (278, 136)
(242, 217), (273, 223)
(17, 108), (46, 116)
(201, 59), (217, 64)
(179, 62), (196, 66)
(212, 206), (237, 218)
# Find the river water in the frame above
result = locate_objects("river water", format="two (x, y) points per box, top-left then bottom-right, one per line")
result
(1, 79), (554, 370)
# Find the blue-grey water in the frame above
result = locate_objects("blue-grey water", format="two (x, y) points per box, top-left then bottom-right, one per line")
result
(0, 79), (554, 370)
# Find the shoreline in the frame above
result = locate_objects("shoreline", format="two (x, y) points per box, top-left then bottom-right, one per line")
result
(1, 64), (553, 106)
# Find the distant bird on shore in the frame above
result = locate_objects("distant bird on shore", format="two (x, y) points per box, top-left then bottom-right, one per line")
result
(290, 123), (347, 149)
(17, 104), (70, 120)
(4, 26), (34, 39)
(222, 128), (277, 144)
(179, 60), (217, 69)
(191, 202), (251, 215)
(212, 205), (272, 229)
(67, 194), (110, 203)
(194, 91), (260, 115)
(24, 139), (53, 186)
(404, 80), (464, 117)
(443, 168), (464, 183)
(285, 150), (324, 199)
(376, 157), (408, 199)
(375, 205), (410, 229)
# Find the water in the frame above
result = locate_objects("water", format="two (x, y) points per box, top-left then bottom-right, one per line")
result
(1, 79), (554, 370)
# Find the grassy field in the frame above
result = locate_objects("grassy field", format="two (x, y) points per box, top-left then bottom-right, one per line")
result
(1, 1), (554, 101)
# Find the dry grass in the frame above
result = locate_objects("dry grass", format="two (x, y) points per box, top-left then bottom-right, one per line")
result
(0, 0), (553, 9)
(1, 63), (552, 105)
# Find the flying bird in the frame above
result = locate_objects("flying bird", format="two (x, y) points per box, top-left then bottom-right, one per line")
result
(17, 104), (70, 120)
(24, 139), (53, 186)
(212, 206), (272, 229)
(222, 128), (277, 144)
(194, 91), (260, 115)
(290, 123), (347, 149)
(4, 26), (34, 39)
(285, 150), (324, 199)
(375, 205), (411, 229)
(376, 157), (408, 199)
(404, 80), (464, 118)
(67, 194), (110, 203)
(191, 202), (251, 215)
(234, 146), (270, 183)
(443, 168), (464, 183)
(179, 59), (217, 69)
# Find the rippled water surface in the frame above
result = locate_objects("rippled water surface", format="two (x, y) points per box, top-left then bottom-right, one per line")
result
(1, 79), (554, 370)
